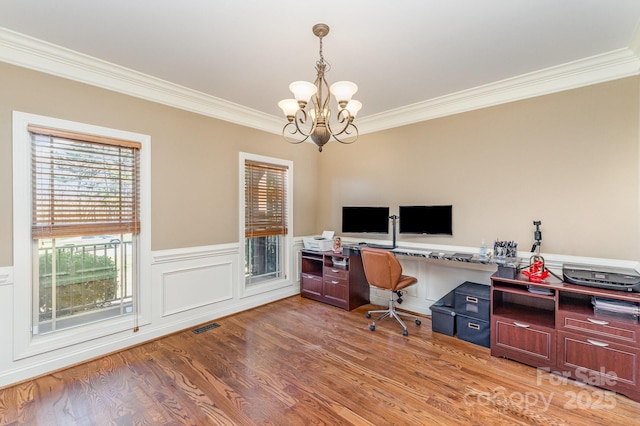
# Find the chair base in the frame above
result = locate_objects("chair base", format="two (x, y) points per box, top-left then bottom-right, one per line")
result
(367, 292), (421, 335)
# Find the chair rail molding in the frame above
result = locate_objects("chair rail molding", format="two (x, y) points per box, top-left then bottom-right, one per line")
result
(0, 266), (13, 286)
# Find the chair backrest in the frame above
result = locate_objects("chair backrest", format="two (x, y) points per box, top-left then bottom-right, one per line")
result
(360, 247), (403, 291)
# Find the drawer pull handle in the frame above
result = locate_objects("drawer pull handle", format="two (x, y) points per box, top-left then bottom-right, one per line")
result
(330, 280), (339, 284)
(332, 269), (340, 273)
(513, 322), (530, 328)
(466, 296), (478, 304)
(587, 339), (609, 347)
(468, 322), (480, 330)
(587, 318), (609, 326)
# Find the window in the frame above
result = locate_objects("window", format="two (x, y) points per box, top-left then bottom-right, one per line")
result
(13, 112), (151, 359)
(241, 154), (292, 288)
(29, 126), (140, 334)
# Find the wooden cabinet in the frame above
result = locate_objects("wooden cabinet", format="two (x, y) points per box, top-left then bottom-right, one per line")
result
(493, 319), (556, 368)
(557, 290), (640, 401)
(491, 278), (556, 369)
(491, 273), (640, 402)
(300, 249), (370, 311)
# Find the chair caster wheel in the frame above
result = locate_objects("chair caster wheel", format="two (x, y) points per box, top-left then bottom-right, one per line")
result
(369, 324), (375, 331)
(366, 313), (371, 318)
(402, 329), (409, 336)
(415, 319), (421, 326)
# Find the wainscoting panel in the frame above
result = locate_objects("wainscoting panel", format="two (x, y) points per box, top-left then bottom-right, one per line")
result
(161, 261), (233, 317)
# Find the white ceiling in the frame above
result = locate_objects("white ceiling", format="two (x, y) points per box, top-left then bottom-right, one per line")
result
(1, 0), (640, 133)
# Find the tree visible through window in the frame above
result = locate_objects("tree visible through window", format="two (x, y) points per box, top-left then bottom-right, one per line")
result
(244, 159), (289, 285)
(30, 126), (140, 334)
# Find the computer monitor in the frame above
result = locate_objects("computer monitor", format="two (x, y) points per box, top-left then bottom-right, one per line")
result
(399, 205), (452, 235)
(341, 206), (390, 234)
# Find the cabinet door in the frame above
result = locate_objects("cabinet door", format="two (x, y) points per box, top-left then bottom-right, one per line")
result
(557, 330), (639, 396)
(323, 277), (348, 308)
(301, 274), (323, 297)
(492, 316), (556, 368)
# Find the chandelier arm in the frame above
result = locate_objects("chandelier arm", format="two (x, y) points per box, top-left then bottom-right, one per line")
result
(326, 108), (357, 144)
(298, 107), (323, 140)
(326, 121), (359, 145)
(282, 108), (314, 144)
(282, 122), (311, 144)
(326, 108), (352, 135)
(294, 108), (310, 132)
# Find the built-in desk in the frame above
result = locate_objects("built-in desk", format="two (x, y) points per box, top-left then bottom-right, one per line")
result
(335, 244), (498, 316)
(346, 244), (500, 265)
(300, 245), (493, 312)
(392, 247), (498, 265)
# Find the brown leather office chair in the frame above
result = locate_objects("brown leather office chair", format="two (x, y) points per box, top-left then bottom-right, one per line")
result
(360, 247), (421, 336)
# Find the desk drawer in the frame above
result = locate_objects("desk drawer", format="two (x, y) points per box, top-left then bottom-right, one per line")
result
(324, 266), (349, 281)
(558, 310), (639, 345)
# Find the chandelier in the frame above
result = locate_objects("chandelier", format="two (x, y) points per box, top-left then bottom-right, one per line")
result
(278, 23), (362, 152)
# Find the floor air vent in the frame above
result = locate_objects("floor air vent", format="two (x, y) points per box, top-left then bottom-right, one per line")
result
(192, 323), (220, 334)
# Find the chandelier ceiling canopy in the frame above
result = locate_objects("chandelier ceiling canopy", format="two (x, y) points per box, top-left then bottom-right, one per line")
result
(278, 24), (362, 152)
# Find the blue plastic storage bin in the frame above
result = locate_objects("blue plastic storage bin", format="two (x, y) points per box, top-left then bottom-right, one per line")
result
(430, 289), (456, 336)
(456, 314), (490, 348)
(454, 281), (490, 321)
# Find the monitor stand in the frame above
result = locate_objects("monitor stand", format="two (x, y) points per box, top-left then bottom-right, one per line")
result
(366, 215), (398, 250)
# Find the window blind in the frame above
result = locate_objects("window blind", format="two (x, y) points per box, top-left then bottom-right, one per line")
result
(29, 125), (141, 239)
(245, 160), (288, 238)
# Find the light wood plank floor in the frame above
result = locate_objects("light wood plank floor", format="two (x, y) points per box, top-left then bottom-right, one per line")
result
(1, 296), (640, 425)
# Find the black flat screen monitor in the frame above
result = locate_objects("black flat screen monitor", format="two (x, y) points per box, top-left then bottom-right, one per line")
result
(341, 206), (389, 234)
(399, 205), (453, 235)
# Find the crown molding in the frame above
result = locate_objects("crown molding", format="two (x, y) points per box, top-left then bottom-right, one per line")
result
(357, 48), (640, 134)
(0, 27), (282, 134)
(1, 26), (638, 137)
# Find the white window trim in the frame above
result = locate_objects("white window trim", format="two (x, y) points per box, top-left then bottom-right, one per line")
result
(12, 111), (152, 360)
(239, 152), (294, 298)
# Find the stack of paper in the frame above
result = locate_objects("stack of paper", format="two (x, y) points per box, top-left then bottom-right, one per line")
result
(527, 286), (554, 296)
(592, 297), (640, 316)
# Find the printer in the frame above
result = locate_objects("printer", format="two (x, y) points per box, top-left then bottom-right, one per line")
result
(563, 264), (640, 292)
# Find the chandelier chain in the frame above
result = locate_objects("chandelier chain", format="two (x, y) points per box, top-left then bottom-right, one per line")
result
(317, 35), (331, 72)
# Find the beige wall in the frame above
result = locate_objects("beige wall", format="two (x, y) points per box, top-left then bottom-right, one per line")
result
(2, 62), (639, 264)
(317, 77), (640, 260)
(0, 62), (320, 266)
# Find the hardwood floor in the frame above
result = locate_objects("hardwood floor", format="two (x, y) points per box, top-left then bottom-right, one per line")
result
(2, 296), (640, 425)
